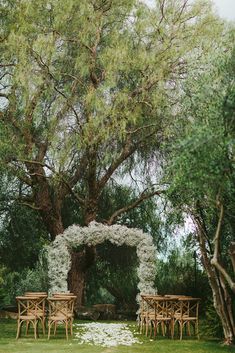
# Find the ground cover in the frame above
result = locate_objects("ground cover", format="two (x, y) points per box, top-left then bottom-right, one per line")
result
(0, 319), (234, 353)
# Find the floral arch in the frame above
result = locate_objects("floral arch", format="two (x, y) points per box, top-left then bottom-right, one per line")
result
(47, 222), (157, 301)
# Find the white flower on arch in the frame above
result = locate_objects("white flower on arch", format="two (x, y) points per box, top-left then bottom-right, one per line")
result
(47, 222), (157, 302)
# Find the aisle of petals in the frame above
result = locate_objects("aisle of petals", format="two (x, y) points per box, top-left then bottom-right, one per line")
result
(73, 323), (142, 347)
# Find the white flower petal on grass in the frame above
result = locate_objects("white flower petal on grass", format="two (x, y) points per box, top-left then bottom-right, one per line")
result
(73, 323), (141, 347)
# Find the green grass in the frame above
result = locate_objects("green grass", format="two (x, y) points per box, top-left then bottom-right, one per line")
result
(0, 319), (234, 353)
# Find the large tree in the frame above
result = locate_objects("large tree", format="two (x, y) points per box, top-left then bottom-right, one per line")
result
(166, 40), (235, 344)
(0, 0), (221, 305)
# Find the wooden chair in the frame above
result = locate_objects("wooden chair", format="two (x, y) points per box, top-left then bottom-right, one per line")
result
(52, 293), (76, 335)
(24, 292), (47, 335)
(149, 297), (174, 338)
(16, 296), (40, 339)
(47, 296), (76, 340)
(143, 296), (174, 338)
(173, 297), (200, 340)
(139, 295), (149, 334)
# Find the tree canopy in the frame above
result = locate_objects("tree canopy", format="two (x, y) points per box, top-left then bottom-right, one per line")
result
(0, 0), (222, 235)
(165, 35), (235, 344)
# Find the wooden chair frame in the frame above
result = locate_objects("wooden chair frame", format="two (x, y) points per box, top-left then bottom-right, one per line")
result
(24, 292), (47, 335)
(143, 296), (174, 338)
(47, 296), (76, 340)
(172, 298), (200, 340)
(16, 296), (40, 339)
(139, 295), (149, 334)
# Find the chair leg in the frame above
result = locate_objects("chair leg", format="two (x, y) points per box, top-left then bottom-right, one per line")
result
(187, 321), (191, 336)
(43, 318), (46, 336)
(70, 318), (73, 336)
(154, 321), (157, 338)
(170, 321), (173, 338)
(149, 322), (152, 338)
(48, 321), (51, 340)
(54, 322), (57, 336)
(161, 322), (165, 336)
(65, 321), (68, 340)
(180, 322), (183, 340)
(39, 317), (45, 336)
(196, 320), (199, 339)
(145, 319), (149, 336)
(26, 321), (30, 335)
(36, 320), (39, 338)
(16, 320), (22, 339)
(140, 318), (144, 333)
(33, 321), (38, 339)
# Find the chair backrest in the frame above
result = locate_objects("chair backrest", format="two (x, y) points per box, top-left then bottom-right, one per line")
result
(177, 298), (200, 318)
(187, 298), (200, 318)
(140, 296), (149, 314)
(16, 296), (40, 317)
(164, 295), (192, 298)
(25, 292), (47, 296)
(24, 293), (47, 313)
(155, 298), (175, 318)
(52, 292), (75, 297)
(47, 296), (76, 319)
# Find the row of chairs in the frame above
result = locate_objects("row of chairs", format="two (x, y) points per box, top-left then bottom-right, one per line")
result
(16, 292), (76, 340)
(139, 294), (200, 340)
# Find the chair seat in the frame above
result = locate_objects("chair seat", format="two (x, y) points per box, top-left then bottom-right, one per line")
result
(150, 317), (172, 321)
(49, 315), (68, 321)
(28, 310), (44, 316)
(182, 316), (197, 320)
(19, 315), (37, 320)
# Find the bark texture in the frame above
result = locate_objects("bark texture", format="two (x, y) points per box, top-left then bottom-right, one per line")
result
(195, 217), (235, 344)
(68, 246), (96, 309)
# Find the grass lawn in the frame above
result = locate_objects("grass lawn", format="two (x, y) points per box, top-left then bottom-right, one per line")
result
(0, 319), (234, 353)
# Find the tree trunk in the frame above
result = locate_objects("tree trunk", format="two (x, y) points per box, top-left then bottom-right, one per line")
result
(68, 251), (86, 308)
(67, 201), (98, 309)
(68, 246), (96, 310)
(196, 222), (235, 344)
(40, 207), (64, 240)
(32, 174), (64, 240)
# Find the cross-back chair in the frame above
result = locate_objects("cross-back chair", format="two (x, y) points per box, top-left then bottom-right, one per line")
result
(16, 296), (40, 339)
(47, 296), (76, 340)
(144, 296), (174, 338)
(173, 297), (200, 340)
(24, 292), (47, 335)
(139, 295), (149, 334)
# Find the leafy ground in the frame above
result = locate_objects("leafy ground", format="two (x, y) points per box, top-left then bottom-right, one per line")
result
(0, 319), (234, 353)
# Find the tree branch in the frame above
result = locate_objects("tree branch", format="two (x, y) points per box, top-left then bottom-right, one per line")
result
(0, 63), (15, 68)
(211, 260), (235, 294)
(211, 203), (235, 294)
(19, 158), (85, 205)
(97, 139), (136, 190)
(213, 202), (224, 261)
(229, 242), (235, 274)
(98, 129), (157, 191)
(106, 189), (163, 225)
(31, 49), (81, 126)
(25, 83), (45, 122)
(18, 202), (42, 210)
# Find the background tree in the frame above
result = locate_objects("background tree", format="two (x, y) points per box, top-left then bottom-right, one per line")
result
(165, 39), (235, 344)
(0, 0), (222, 306)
